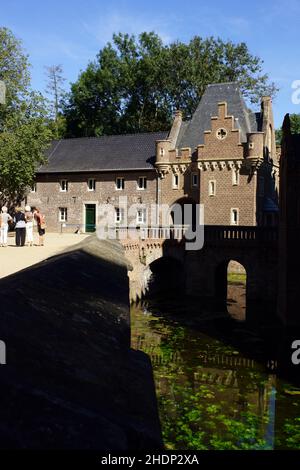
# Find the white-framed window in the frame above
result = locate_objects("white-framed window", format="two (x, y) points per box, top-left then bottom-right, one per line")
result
(115, 207), (124, 223)
(30, 183), (37, 193)
(137, 176), (147, 190)
(258, 176), (265, 197)
(59, 207), (68, 222)
(87, 178), (96, 191)
(232, 169), (240, 186)
(136, 208), (147, 225)
(230, 208), (239, 226)
(209, 180), (216, 196)
(60, 179), (68, 192)
(173, 174), (179, 189)
(191, 172), (199, 188)
(116, 177), (125, 190)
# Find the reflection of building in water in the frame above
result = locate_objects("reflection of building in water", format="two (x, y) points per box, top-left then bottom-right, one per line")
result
(131, 309), (276, 448)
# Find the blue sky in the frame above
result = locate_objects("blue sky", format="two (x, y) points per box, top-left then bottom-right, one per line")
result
(2, 0), (300, 127)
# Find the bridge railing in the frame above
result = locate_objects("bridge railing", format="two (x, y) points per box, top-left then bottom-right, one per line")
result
(204, 225), (278, 245)
(109, 225), (190, 241)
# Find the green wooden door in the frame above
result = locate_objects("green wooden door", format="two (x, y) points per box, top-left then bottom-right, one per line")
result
(85, 204), (96, 232)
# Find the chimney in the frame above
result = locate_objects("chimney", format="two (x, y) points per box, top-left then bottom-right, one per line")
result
(168, 110), (182, 148)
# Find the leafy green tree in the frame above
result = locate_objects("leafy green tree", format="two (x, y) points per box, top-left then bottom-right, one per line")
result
(64, 32), (277, 137)
(0, 27), (52, 206)
(276, 113), (300, 144)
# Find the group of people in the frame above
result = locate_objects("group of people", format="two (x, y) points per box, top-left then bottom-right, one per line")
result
(0, 206), (46, 247)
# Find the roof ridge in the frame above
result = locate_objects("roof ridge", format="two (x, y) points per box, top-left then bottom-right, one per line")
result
(52, 130), (168, 143)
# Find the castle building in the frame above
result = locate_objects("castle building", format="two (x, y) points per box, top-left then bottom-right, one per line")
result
(27, 83), (279, 232)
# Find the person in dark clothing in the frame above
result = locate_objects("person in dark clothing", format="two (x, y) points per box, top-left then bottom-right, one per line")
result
(14, 207), (26, 246)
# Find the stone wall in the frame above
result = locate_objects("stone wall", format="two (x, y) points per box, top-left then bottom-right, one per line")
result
(0, 236), (162, 449)
(27, 170), (157, 232)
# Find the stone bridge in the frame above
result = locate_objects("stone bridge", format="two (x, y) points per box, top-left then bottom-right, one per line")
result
(119, 225), (278, 319)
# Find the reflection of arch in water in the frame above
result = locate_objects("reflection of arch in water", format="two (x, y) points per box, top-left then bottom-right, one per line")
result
(215, 259), (247, 321)
(144, 256), (184, 297)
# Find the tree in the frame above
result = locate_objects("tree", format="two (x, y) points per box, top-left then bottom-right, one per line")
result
(45, 64), (66, 137)
(276, 113), (300, 144)
(64, 32), (277, 137)
(0, 27), (52, 206)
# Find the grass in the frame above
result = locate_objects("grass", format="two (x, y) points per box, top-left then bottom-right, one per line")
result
(227, 272), (246, 285)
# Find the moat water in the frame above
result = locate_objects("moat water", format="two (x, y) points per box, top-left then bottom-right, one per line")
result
(131, 289), (300, 450)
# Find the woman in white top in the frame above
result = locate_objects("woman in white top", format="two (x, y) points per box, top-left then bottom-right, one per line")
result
(0, 206), (12, 247)
(25, 205), (34, 246)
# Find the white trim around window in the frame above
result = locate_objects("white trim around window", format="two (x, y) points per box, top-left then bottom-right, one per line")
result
(209, 180), (216, 196)
(173, 173), (179, 189)
(137, 176), (147, 190)
(136, 208), (147, 225)
(59, 207), (68, 222)
(115, 207), (124, 224)
(232, 168), (240, 186)
(116, 177), (125, 190)
(60, 179), (68, 192)
(230, 208), (239, 226)
(30, 183), (37, 193)
(87, 178), (96, 191)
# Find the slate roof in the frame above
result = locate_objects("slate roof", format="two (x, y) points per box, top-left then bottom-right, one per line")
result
(38, 131), (168, 173)
(176, 82), (260, 151)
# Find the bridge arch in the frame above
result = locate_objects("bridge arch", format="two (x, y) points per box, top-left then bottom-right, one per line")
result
(215, 259), (247, 321)
(140, 255), (184, 298)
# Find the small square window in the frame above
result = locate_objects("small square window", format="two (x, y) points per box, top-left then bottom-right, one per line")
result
(116, 177), (125, 190)
(192, 173), (198, 188)
(59, 207), (68, 222)
(30, 183), (37, 193)
(173, 174), (179, 189)
(115, 207), (124, 223)
(138, 176), (147, 190)
(209, 180), (216, 196)
(231, 208), (239, 226)
(88, 178), (96, 191)
(136, 208), (147, 225)
(60, 179), (68, 192)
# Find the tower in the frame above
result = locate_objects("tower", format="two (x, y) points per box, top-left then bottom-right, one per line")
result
(278, 114), (300, 329)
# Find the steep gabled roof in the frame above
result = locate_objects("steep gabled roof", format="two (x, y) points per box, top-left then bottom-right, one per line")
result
(176, 82), (260, 151)
(38, 131), (168, 173)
